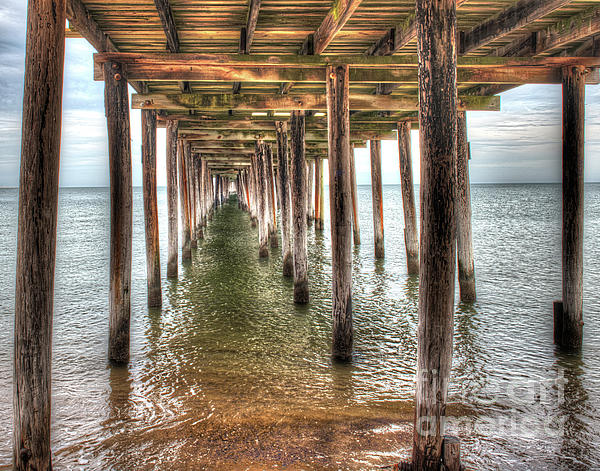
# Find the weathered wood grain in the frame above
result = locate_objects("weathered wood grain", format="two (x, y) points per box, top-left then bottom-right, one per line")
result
(327, 64), (353, 361)
(14, 0), (65, 468)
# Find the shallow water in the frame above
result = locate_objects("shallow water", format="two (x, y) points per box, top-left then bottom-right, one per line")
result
(0, 184), (599, 470)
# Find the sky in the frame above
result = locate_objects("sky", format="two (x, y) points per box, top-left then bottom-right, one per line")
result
(1, 1), (599, 187)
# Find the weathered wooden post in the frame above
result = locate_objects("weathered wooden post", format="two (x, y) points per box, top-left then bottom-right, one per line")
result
(186, 143), (198, 248)
(370, 140), (385, 259)
(105, 59), (134, 365)
(290, 110), (309, 303)
(314, 157), (322, 230)
(255, 147), (270, 257)
(141, 109), (161, 307)
(327, 65), (353, 360)
(307, 159), (314, 224)
(194, 156), (204, 240)
(349, 148), (361, 245)
(265, 143), (279, 247)
(412, 0), (459, 469)
(276, 121), (294, 276)
(178, 140), (192, 261)
(398, 121), (419, 275)
(456, 112), (476, 301)
(166, 120), (178, 278)
(554, 65), (586, 350)
(249, 154), (258, 226)
(14, 0), (65, 467)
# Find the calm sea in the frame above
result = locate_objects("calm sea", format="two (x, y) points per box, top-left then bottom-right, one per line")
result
(0, 184), (599, 470)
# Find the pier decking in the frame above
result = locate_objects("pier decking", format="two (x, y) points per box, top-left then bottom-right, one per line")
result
(13, 0), (599, 469)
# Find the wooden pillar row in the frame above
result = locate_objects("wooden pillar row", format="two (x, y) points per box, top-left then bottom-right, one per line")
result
(412, 0), (459, 469)
(290, 110), (309, 303)
(178, 140), (192, 261)
(166, 119), (178, 278)
(370, 140), (384, 259)
(327, 65), (353, 360)
(141, 109), (161, 307)
(555, 65), (586, 350)
(276, 121), (294, 276)
(398, 121), (419, 275)
(14, 0), (65, 467)
(456, 112), (476, 302)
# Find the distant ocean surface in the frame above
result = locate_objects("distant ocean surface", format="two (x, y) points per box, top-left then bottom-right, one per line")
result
(0, 184), (599, 470)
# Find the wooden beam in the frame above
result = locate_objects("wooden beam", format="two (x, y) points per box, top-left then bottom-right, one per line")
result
(234, 0), (262, 93)
(180, 129), (397, 141)
(313, 0), (364, 55)
(14, 0), (65, 469)
(133, 93), (500, 112)
(366, 0), (468, 56)
(496, 6), (600, 57)
(66, 0), (145, 93)
(461, 0), (571, 55)
(94, 52), (600, 69)
(151, 0), (189, 93)
(93, 61), (599, 85)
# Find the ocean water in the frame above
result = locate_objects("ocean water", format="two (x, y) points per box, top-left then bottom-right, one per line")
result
(0, 184), (599, 470)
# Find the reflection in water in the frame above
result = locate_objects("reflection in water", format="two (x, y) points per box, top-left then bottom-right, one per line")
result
(554, 352), (592, 470)
(0, 185), (600, 469)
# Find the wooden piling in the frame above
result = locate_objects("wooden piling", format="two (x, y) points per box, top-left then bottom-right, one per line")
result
(194, 156), (204, 240)
(412, 0), (458, 469)
(314, 157), (323, 230)
(307, 159), (314, 224)
(166, 119), (178, 278)
(255, 148), (270, 257)
(290, 110), (310, 303)
(456, 112), (476, 301)
(349, 149), (361, 244)
(398, 121), (419, 275)
(178, 140), (192, 261)
(265, 143), (279, 247)
(14, 0), (65, 467)
(105, 60), (134, 366)
(370, 140), (385, 259)
(141, 109), (162, 307)
(327, 64), (353, 360)
(556, 65), (586, 349)
(276, 121), (294, 276)
(186, 142), (198, 248)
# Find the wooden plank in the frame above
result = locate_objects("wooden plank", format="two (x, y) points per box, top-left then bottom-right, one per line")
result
(133, 93), (500, 112)
(461, 0), (572, 55)
(234, 0), (262, 93)
(14, 0), (65, 469)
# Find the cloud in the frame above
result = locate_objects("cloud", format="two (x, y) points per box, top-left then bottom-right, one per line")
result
(0, 3), (599, 187)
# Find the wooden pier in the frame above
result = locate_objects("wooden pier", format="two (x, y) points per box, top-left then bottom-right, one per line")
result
(14, 0), (600, 468)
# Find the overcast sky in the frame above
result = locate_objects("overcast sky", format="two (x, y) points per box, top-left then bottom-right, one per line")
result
(1, 1), (599, 187)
